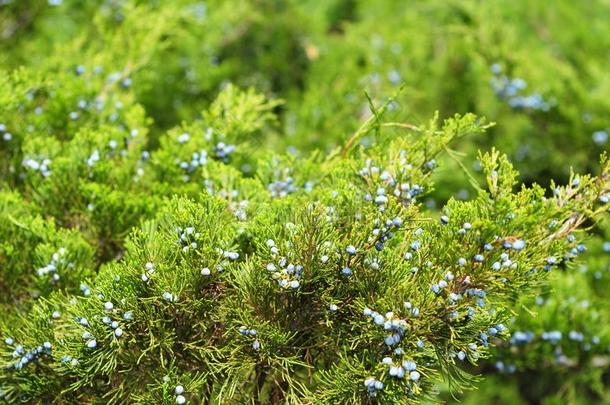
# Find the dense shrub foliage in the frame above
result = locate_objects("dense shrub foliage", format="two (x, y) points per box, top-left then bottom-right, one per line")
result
(1, 1), (609, 403)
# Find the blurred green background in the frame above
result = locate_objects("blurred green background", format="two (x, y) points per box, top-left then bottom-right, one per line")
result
(1, 1), (609, 403)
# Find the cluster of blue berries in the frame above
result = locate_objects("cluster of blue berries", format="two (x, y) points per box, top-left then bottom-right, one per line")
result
(212, 248), (240, 273)
(403, 301), (421, 318)
(75, 300), (133, 352)
(362, 307), (423, 385)
(544, 256), (559, 271)
(465, 287), (488, 309)
(84, 139), (130, 169)
(368, 216), (404, 252)
(449, 333), (495, 364)
(490, 64), (551, 111)
(498, 238), (525, 250)
(177, 150), (208, 182)
(239, 326), (261, 350)
(510, 330), (535, 346)
(514, 326), (599, 347)
(431, 270), (453, 295)
(22, 156), (52, 177)
(104, 71), (132, 89)
(100, 301), (131, 339)
(454, 221), (472, 236)
(267, 168), (298, 198)
(362, 308), (407, 342)
(500, 322), (604, 372)
(60, 354), (80, 366)
(494, 360), (517, 374)
(480, 324), (506, 347)
(85, 149), (101, 168)
(339, 245), (359, 277)
(177, 133), (191, 144)
(80, 283), (92, 296)
(198, 248), (240, 278)
(220, 247), (239, 260)
(132, 147), (149, 178)
(176, 226), (201, 252)
(265, 239), (303, 289)
(36, 247), (73, 283)
(363, 377), (384, 396)
(382, 357), (420, 381)
(4, 337), (52, 370)
(74, 317), (98, 349)
(317, 240), (335, 266)
(359, 157), (425, 211)
(0, 123), (12, 141)
(212, 142), (236, 163)
(392, 180), (424, 207)
(491, 251), (518, 272)
(174, 385), (186, 404)
(141, 261), (155, 282)
(565, 235), (587, 258)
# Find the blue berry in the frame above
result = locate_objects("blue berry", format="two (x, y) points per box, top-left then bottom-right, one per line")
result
(403, 360), (416, 371)
(593, 130), (608, 145)
(512, 239), (526, 250)
(374, 315), (384, 325)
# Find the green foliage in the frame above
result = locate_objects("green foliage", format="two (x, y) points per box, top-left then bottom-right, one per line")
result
(450, 219), (610, 405)
(0, 191), (94, 308)
(1, 1), (610, 403)
(1, 91), (609, 402)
